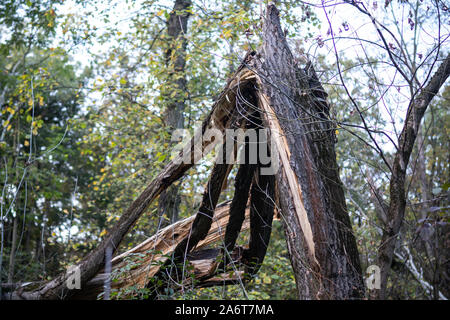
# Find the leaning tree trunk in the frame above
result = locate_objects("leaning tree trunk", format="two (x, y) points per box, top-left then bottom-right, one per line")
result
(4, 51), (253, 300)
(7, 216), (18, 283)
(249, 5), (364, 299)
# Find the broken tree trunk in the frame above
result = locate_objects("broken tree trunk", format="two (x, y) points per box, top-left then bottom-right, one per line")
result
(248, 5), (364, 299)
(223, 113), (263, 266)
(2, 202), (251, 300)
(7, 4), (364, 300)
(158, 0), (192, 226)
(146, 79), (258, 298)
(6, 60), (257, 300)
(147, 146), (233, 297)
(242, 167), (275, 276)
(145, 2), (366, 297)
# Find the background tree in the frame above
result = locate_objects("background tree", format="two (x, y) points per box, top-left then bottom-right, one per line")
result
(157, 0), (192, 226)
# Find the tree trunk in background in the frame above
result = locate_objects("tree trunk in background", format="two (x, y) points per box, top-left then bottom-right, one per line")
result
(7, 118), (20, 284)
(253, 5), (364, 299)
(7, 216), (18, 283)
(157, 0), (192, 226)
(377, 54), (450, 299)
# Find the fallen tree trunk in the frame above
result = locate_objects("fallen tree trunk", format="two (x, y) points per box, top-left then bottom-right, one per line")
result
(146, 83), (258, 298)
(7, 4), (364, 300)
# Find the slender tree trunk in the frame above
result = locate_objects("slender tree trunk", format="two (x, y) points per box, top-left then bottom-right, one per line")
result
(8, 115), (20, 284)
(158, 0), (192, 225)
(8, 3), (369, 300)
(377, 54), (450, 299)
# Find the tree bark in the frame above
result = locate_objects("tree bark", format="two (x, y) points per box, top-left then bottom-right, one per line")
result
(416, 127), (432, 207)
(377, 53), (450, 299)
(147, 87), (256, 296)
(2, 202), (252, 300)
(222, 113), (263, 263)
(7, 4), (369, 300)
(158, 0), (192, 226)
(250, 4), (364, 299)
(70, 201), (251, 300)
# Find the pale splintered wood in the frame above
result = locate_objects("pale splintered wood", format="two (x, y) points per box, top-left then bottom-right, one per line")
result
(72, 65), (320, 299)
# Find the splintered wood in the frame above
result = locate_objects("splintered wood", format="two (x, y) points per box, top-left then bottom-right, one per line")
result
(256, 91), (318, 266)
(5, 4), (364, 301)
